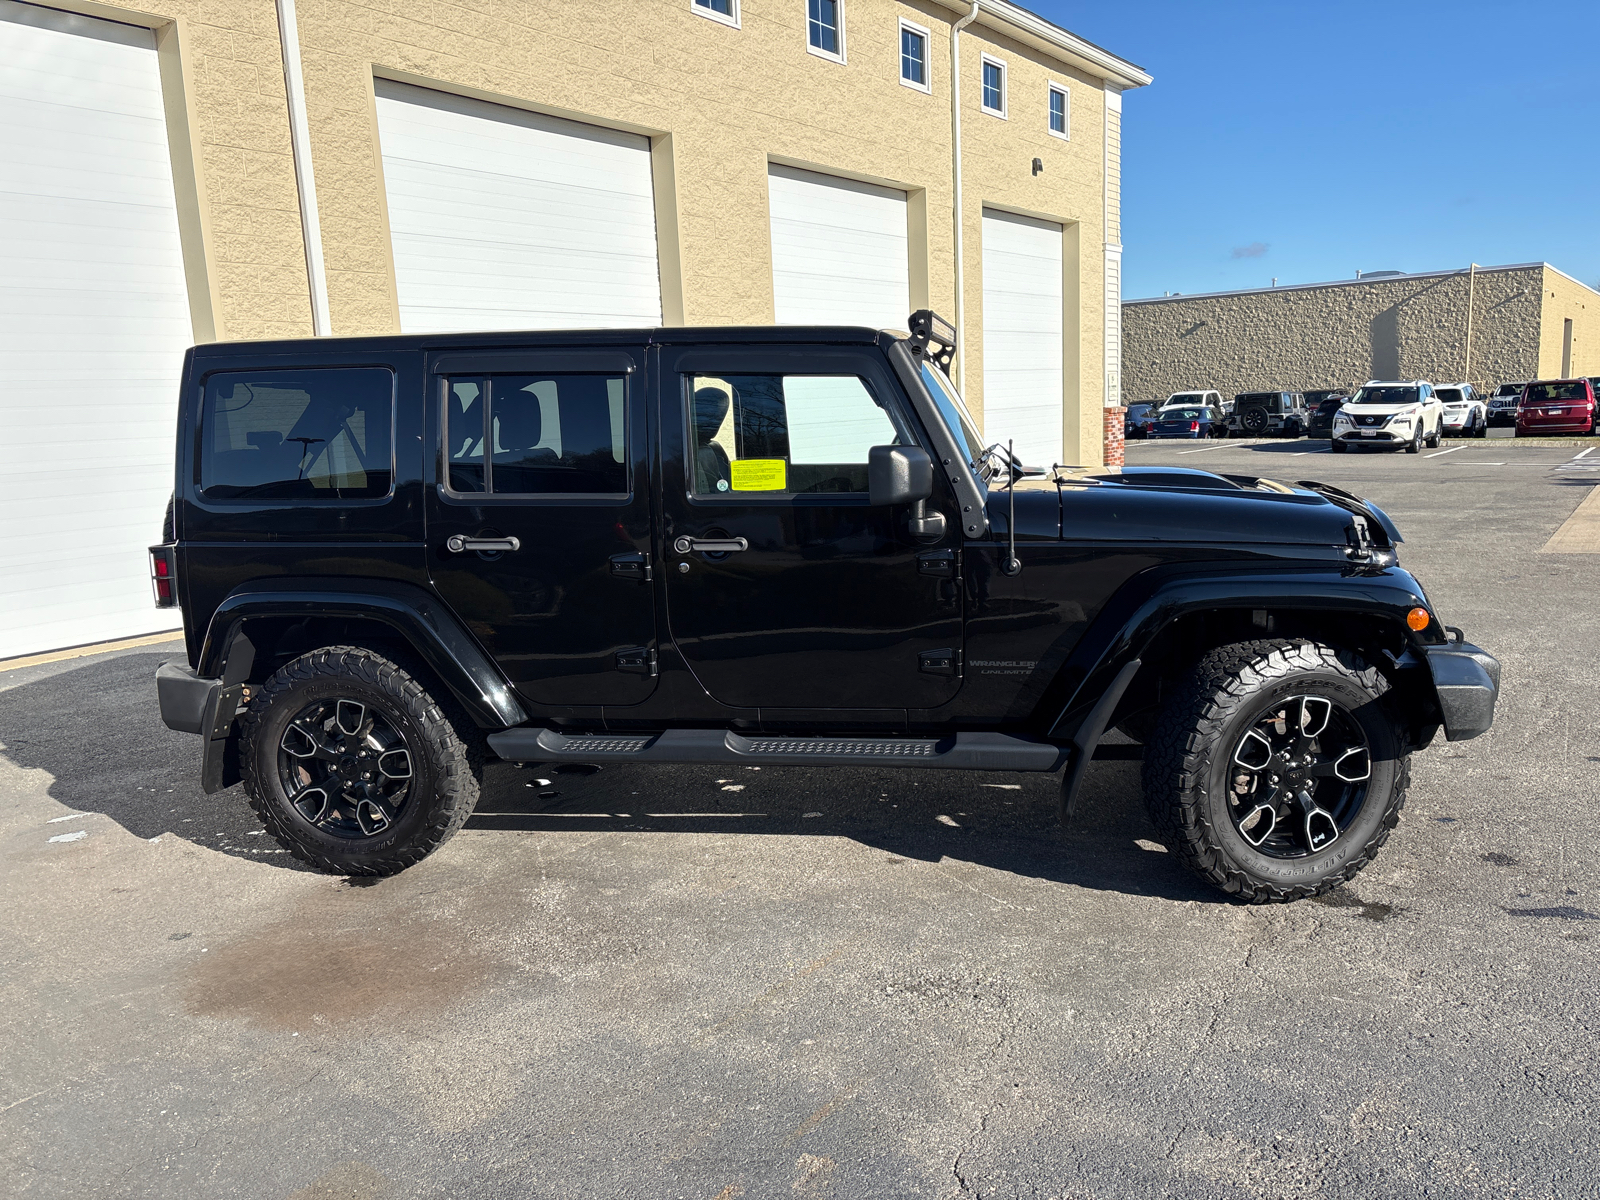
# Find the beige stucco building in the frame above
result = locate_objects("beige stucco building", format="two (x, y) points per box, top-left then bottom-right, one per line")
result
(1122, 263), (1599, 404)
(0, 0), (1148, 658)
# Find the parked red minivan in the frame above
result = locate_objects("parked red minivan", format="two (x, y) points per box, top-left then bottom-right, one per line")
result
(1516, 379), (1597, 436)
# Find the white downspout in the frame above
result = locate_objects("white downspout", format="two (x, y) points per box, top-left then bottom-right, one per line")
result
(950, 1), (980, 389)
(276, 0), (331, 335)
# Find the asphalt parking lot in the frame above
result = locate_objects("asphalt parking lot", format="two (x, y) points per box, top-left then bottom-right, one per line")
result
(3, 441), (1598, 1199)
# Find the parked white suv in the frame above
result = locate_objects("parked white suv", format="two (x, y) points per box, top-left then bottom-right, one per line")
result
(1331, 380), (1445, 453)
(1164, 389), (1224, 413)
(1435, 383), (1487, 438)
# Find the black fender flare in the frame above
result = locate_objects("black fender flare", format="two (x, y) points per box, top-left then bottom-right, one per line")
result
(197, 577), (527, 729)
(1046, 563), (1435, 745)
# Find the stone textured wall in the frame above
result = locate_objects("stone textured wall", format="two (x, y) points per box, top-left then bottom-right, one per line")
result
(1122, 266), (1558, 404)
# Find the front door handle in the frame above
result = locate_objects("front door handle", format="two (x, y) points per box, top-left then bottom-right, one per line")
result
(445, 535), (522, 554)
(673, 536), (748, 555)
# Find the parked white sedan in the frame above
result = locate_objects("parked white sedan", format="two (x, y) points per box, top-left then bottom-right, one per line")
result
(1436, 383), (1488, 438)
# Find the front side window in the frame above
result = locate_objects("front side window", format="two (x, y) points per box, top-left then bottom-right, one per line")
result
(687, 373), (905, 496)
(981, 57), (1006, 115)
(807, 0), (842, 58)
(199, 368), (394, 501)
(447, 374), (626, 495)
(693, 0), (737, 24)
(900, 23), (928, 89)
(1048, 84), (1069, 136)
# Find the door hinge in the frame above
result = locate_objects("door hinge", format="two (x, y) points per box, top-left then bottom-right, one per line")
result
(919, 648), (960, 677)
(615, 646), (658, 677)
(917, 549), (956, 578)
(609, 552), (652, 582)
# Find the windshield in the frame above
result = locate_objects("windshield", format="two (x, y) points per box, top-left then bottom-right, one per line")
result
(919, 361), (985, 470)
(1350, 386), (1419, 406)
(1160, 408), (1205, 420)
(1318, 397), (1345, 412)
(1127, 404), (1153, 417)
(1495, 385), (1523, 397)
(1436, 388), (1463, 403)
(1167, 393), (1204, 404)
(1526, 381), (1588, 402)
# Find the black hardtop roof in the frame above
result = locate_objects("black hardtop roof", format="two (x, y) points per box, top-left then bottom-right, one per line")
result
(191, 325), (900, 358)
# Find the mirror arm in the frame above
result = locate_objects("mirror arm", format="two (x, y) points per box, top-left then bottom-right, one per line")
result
(908, 498), (946, 542)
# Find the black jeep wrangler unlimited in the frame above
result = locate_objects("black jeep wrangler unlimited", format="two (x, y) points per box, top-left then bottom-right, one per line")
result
(152, 312), (1499, 902)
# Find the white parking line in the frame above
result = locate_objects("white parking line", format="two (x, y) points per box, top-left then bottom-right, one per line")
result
(1425, 447), (1461, 458)
(1292, 448), (1330, 455)
(1176, 443), (1232, 454)
(1573, 447), (1594, 460)
(1452, 462), (1507, 466)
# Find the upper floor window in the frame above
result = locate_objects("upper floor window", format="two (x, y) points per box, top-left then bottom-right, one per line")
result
(199, 368), (394, 501)
(980, 55), (1006, 117)
(807, 0), (843, 61)
(1048, 83), (1069, 138)
(692, 0), (738, 28)
(899, 21), (929, 92)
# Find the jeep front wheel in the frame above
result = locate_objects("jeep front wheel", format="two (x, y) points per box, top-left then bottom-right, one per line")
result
(1141, 640), (1408, 903)
(239, 646), (482, 876)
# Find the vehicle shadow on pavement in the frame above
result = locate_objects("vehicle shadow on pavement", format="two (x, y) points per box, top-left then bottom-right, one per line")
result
(464, 755), (1217, 904)
(0, 651), (1213, 901)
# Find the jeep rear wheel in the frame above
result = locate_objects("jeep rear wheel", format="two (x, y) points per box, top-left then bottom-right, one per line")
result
(1141, 640), (1408, 903)
(240, 646), (482, 876)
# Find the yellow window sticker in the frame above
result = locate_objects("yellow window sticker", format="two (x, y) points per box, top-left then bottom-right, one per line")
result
(729, 459), (787, 492)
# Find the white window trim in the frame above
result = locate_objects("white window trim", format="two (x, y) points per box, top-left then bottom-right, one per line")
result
(898, 18), (932, 93)
(806, 0), (846, 64)
(691, 0), (739, 29)
(1047, 81), (1070, 140)
(980, 52), (1007, 119)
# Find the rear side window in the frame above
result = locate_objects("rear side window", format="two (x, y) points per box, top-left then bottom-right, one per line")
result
(199, 368), (394, 500)
(686, 373), (907, 496)
(446, 373), (626, 495)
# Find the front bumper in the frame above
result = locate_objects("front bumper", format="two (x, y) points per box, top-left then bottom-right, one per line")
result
(1425, 641), (1501, 741)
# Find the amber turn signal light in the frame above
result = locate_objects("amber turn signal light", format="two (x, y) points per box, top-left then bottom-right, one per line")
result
(1406, 607), (1431, 632)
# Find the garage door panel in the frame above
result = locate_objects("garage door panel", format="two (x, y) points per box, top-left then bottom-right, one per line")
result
(375, 79), (662, 334)
(0, 1), (189, 658)
(981, 209), (1064, 469)
(768, 165), (910, 329)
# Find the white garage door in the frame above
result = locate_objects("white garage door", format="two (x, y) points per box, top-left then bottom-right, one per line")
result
(768, 165), (909, 329)
(981, 209), (1064, 468)
(0, 1), (192, 659)
(374, 80), (662, 333)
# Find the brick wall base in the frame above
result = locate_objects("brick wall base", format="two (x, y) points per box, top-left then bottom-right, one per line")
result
(1103, 406), (1126, 468)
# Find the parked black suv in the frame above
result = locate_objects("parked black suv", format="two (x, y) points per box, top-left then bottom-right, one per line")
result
(152, 312), (1499, 902)
(1227, 391), (1310, 438)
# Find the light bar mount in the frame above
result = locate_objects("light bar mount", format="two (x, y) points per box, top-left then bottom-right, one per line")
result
(906, 309), (957, 374)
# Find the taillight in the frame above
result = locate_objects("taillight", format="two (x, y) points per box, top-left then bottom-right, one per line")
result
(148, 545), (178, 608)
(1189, 421), (1200, 432)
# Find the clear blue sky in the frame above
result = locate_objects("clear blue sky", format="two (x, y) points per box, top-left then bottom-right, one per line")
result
(1030, 1), (1600, 300)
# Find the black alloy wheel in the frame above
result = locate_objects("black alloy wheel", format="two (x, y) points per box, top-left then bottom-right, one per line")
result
(277, 697), (414, 839)
(1226, 694), (1371, 858)
(1240, 407), (1269, 435)
(240, 646), (483, 875)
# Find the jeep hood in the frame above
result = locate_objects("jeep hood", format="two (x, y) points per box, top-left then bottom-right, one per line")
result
(989, 466), (1401, 547)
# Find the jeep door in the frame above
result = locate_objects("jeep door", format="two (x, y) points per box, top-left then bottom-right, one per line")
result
(425, 349), (657, 709)
(656, 344), (963, 715)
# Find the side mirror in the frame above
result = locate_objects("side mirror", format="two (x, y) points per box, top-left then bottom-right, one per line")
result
(868, 445), (933, 506)
(868, 445), (945, 542)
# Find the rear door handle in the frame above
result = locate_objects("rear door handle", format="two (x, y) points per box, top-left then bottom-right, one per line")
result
(445, 535), (521, 554)
(673, 536), (748, 554)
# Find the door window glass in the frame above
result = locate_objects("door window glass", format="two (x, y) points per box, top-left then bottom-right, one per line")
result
(687, 373), (904, 495)
(199, 367), (394, 500)
(447, 374), (627, 495)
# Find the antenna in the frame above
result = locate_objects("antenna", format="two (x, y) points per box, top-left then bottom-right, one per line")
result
(1002, 439), (1021, 576)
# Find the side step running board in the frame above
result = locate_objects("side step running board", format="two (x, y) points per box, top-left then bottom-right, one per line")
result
(487, 728), (1070, 773)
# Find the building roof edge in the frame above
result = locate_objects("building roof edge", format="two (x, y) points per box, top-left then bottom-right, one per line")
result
(929, 0), (1152, 88)
(1124, 263), (1552, 307)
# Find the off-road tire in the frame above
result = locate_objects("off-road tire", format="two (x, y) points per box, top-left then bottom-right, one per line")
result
(1141, 639), (1409, 903)
(240, 646), (483, 876)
